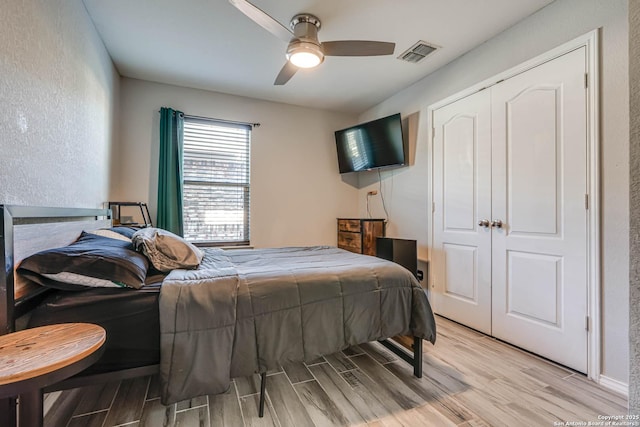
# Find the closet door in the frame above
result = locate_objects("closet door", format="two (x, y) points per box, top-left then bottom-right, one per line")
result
(432, 90), (492, 334)
(490, 47), (588, 372)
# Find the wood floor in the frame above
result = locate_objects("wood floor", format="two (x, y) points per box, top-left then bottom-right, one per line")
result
(42, 316), (627, 426)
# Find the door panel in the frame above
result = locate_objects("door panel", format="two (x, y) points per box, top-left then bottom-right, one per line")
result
(443, 243), (477, 301)
(443, 116), (477, 231)
(491, 47), (588, 372)
(508, 86), (561, 235)
(432, 90), (492, 334)
(507, 250), (562, 326)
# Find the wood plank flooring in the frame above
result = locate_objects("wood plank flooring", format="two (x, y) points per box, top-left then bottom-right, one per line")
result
(42, 316), (627, 426)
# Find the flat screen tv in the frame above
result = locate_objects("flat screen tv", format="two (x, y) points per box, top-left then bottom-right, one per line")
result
(335, 113), (405, 174)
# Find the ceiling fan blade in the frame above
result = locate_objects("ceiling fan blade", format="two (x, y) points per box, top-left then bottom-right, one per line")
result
(229, 0), (294, 43)
(323, 41), (395, 57)
(274, 62), (298, 85)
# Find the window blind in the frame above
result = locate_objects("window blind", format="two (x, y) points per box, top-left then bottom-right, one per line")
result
(182, 116), (251, 244)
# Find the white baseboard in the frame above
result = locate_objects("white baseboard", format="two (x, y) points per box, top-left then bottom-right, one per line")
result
(599, 375), (629, 397)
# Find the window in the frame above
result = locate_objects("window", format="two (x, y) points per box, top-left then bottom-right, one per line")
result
(182, 116), (251, 245)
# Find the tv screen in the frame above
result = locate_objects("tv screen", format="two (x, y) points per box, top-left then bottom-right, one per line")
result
(335, 113), (405, 174)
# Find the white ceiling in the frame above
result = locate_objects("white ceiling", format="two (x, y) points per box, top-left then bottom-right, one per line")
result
(82, 0), (555, 113)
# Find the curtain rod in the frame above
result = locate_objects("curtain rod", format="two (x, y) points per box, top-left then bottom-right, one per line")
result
(185, 114), (260, 128)
(158, 109), (260, 128)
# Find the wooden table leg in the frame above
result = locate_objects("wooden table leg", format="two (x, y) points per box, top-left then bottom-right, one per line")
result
(19, 389), (43, 427)
(0, 397), (17, 427)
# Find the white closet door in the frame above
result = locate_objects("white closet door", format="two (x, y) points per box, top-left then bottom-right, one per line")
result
(490, 47), (588, 372)
(432, 90), (492, 334)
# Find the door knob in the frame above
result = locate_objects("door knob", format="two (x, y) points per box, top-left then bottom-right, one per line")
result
(491, 220), (503, 228)
(478, 219), (490, 228)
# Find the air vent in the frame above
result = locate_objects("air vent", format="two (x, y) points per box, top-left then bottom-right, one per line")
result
(398, 40), (438, 63)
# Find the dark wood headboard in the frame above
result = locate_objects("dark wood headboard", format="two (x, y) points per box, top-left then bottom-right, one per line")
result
(0, 205), (111, 335)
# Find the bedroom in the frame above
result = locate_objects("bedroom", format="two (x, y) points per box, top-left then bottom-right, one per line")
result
(0, 0), (637, 425)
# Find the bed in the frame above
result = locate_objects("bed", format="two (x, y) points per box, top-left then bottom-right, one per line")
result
(0, 205), (436, 423)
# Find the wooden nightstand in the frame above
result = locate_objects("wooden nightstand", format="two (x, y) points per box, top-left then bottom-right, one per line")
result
(337, 218), (386, 255)
(0, 323), (106, 427)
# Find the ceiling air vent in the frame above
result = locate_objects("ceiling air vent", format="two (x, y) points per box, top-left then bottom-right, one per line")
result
(398, 41), (438, 64)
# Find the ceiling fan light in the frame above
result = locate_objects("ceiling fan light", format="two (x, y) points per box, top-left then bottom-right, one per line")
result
(286, 42), (324, 68)
(290, 51), (321, 68)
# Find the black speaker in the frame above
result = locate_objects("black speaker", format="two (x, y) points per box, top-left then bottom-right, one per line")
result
(376, 237), (417, 277)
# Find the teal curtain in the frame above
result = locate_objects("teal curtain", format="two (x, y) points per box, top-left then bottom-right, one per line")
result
(157, 107), (184, 236)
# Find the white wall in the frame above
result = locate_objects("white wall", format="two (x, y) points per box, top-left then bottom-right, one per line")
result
(114, 78), (359, 248)
(629, 0), (639, 412)
(0, 0), (119, 207)
(357, 0), (629, 384)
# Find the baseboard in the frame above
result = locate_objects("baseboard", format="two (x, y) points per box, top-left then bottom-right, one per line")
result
(599, 375), (629, 397)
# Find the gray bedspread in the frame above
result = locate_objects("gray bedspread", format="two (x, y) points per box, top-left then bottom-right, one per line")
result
(159, 246), (436, 405)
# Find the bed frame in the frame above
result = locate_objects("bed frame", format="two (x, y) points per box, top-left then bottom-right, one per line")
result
(0, 205), (423, 423)
(0, 206), (164, 426)
(0, 205), (112, 334)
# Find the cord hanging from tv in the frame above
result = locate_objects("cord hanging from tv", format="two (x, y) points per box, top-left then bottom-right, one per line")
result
(335, 113), (405, 174)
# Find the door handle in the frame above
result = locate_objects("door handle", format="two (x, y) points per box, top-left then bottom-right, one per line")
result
(491, 220), (503, 228)
(478, 219), (490, 228)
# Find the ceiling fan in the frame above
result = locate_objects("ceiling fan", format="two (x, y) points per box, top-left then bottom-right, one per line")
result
(229, 0), (396, 85)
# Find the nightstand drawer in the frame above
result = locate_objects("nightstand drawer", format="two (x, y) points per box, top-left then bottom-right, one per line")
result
(338, 231), (362, 252)
(338, 219), (361, 232)
(336, 218), (385, 256)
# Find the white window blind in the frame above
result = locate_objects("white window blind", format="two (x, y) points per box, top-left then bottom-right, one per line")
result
(182, 116), (251, 244)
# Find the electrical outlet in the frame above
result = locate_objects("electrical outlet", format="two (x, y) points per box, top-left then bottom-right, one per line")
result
(367, 190), (378, 196)
(416, 270), (424, 281)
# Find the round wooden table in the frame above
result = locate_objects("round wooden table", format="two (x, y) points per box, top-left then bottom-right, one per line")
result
(0, 323), (106, 427)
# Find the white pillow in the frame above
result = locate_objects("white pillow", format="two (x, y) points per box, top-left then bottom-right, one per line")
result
(87, 229), (132, 242)
(41, 272), (128, 288)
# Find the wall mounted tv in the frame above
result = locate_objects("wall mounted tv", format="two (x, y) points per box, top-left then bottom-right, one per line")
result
(335, 113), (405, 174)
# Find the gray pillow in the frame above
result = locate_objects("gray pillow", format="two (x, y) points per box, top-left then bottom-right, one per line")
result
(132, 227), (203, 272)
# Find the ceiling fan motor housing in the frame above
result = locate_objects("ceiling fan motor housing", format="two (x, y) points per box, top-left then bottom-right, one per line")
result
(287, 14), (324, 66)
(290, 14), (321, 36)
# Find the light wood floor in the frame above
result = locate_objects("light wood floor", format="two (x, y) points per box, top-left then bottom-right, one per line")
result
(42, 316), (627, 426)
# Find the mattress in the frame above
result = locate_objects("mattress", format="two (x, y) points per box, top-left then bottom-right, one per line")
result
(27, 279), (163, 374)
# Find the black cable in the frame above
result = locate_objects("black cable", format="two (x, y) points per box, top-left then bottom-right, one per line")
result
(378, 169), (389, 222)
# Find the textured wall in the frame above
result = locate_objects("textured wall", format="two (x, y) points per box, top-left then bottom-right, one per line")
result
(113, 78), (359, 248)
(357, 0), (630, 384)
(0, 0), (119, 207)
(629, 0), (639, 414)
